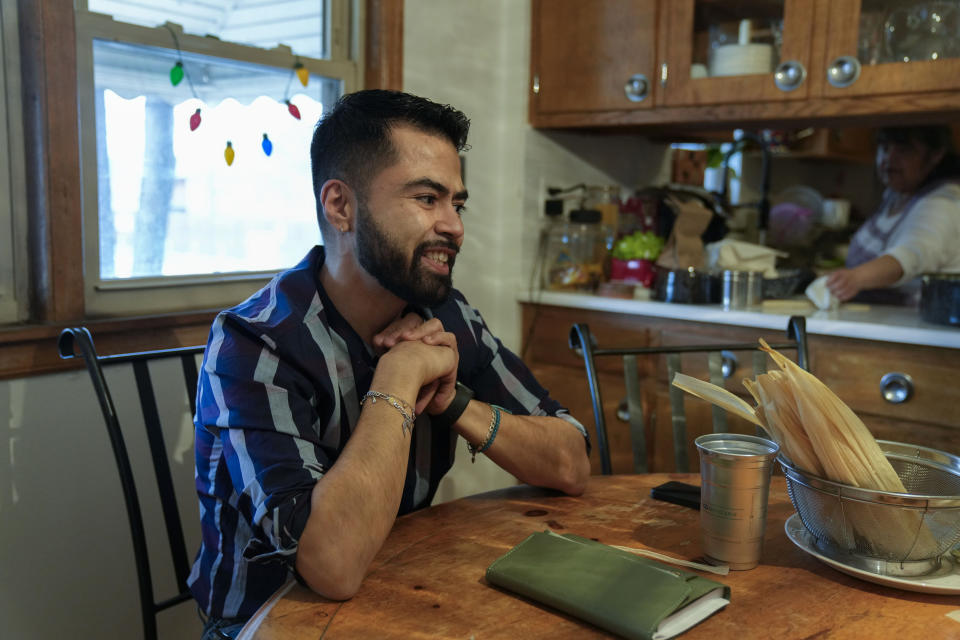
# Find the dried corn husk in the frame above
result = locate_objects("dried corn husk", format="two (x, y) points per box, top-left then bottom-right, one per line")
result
(671, 339), (937, 559)
(754, 340), (936, 558)
(744, 373), (824, 477)
(755, 339), (904, 491)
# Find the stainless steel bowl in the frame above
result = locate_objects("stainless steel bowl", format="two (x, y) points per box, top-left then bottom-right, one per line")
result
(780, 441), (960, 575)
(652, 265), (721, 304)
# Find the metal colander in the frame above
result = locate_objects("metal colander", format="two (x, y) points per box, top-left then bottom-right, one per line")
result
(781, 441), (960, 568)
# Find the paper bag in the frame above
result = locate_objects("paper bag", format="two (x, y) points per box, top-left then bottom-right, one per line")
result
(656, 196), (713, 269)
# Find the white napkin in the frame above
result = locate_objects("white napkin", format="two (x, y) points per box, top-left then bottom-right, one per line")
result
(705, 240), (785, 278)
(805, 275), (838, 311)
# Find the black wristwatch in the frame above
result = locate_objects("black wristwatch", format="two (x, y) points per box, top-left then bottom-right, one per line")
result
(432, 381), (474, 428)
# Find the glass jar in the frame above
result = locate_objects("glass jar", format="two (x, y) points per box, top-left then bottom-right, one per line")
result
(583, 185), (621, 229)
(542, 209), (615, 292)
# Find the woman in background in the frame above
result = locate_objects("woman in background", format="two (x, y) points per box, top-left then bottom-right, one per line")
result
(827, 125), (960, 305)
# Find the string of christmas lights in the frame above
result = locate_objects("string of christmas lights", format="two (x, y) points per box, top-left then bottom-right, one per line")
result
(163, 24), (307, 166)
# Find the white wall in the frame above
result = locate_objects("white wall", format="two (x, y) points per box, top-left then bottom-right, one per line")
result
(0, 361), (202, 639)
(0, 2), (672, 637)
(403, 0), (669, 502)
(404, 0), (670, 354)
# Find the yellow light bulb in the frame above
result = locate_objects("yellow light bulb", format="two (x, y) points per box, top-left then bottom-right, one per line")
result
(294, 62), (308, 87)
(224, 141), (235, 166)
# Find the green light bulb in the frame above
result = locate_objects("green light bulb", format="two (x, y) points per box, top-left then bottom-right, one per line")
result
(170, 61), (184, 86)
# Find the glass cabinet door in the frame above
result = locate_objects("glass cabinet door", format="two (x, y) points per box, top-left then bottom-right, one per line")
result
(821, 0), (960, 97)
(661, 0), (814, 106)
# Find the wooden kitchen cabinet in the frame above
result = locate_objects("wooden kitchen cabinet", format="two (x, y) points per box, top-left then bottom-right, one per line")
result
(530, 0), (960, 129)
(819, 0), (960, 99)
(659, 0), (815, 107)
(521, 303), (960, 475)
(529, 0), (658, 117)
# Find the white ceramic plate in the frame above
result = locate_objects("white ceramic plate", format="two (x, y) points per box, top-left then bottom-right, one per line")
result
(785, 513), (960, 595)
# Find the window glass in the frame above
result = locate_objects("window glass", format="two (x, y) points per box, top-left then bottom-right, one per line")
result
(87, 0), (328, 58)
(93, 39), (338, 279)
(76, 1), (355, 315)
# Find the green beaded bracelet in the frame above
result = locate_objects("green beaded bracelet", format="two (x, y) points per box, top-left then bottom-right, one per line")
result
(468, 404), (509, 462)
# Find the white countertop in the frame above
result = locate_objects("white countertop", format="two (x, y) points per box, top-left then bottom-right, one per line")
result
(518, 290), (960, 349)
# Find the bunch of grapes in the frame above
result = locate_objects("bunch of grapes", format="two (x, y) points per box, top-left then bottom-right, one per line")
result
(612, 231), (664, 261)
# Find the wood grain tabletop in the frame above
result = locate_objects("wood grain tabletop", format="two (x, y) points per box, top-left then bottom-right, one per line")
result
(240, 474), (960, 640)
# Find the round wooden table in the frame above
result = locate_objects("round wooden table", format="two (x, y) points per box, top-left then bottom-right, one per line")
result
(240, 474), (960, 639)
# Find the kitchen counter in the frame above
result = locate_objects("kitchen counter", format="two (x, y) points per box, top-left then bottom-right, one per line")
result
(518, 290), (960, 349)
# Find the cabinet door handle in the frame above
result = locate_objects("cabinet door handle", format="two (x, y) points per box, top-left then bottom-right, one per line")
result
(880, 372), (914, 404)
(532, 74), (541, 95)
(827, 55), (861, 88)
(774, 60), (806, 92)
(720, 350), (737, 378)
(624, 74), (649, 102)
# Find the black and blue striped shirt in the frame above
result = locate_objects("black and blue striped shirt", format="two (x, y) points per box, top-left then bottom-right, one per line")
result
(188, 246), (587, 619)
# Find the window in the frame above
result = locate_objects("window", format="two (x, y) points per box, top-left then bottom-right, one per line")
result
(0, 0), (27, 323)
(75, 1), (360, 316)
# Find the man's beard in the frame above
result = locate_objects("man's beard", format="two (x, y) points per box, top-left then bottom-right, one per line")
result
(355, 203), (458, 307)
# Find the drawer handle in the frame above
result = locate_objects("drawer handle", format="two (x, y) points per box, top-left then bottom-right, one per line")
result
(880, 372), (914, 404)
(721, 350), (737, 379)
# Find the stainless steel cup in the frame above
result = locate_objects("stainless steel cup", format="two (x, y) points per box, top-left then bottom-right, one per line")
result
(722, 270), (763, 310)
(695, 433), (780, 570)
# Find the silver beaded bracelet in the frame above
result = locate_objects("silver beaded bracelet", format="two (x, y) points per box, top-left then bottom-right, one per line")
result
(361, 390), (415, 436)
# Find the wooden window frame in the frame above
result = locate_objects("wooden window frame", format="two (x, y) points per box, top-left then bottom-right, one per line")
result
(0, 0), (403, 380)
(0, 0), (27, 324)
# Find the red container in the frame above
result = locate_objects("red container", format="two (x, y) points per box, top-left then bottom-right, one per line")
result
(610, 258), (655, 287)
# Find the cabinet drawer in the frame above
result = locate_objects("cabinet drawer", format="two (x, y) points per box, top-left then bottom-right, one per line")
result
(861, 413), (960, 457)
(812, 337), (960, 430)
(521, 304), (655, 370)
(654, 322), (805, 395)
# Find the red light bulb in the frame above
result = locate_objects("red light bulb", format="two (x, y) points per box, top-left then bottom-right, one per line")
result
(286, 101), (301, 120)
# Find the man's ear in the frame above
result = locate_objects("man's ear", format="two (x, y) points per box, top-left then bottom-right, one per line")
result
(319, 179), (356, 232)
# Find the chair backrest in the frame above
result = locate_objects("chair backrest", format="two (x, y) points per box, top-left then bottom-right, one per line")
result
(568, 316), (808, 475)
(58, 327), (204, 640)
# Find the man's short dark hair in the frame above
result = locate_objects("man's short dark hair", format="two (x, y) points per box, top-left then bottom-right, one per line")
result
(310, 89), (471, 234)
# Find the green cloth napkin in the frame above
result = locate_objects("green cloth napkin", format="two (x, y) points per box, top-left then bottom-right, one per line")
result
(486, 531), (730, 640)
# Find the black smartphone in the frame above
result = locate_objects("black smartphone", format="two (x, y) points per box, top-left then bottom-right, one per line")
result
(650, 481), (701, 510)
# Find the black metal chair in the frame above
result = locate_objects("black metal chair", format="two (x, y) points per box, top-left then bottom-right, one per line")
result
(58, 327), (204, 640)
(568, 316), (809, 475)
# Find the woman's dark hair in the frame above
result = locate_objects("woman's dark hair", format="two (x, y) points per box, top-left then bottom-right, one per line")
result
(876, 125), (960, 189)
(310, 90), (471, 234)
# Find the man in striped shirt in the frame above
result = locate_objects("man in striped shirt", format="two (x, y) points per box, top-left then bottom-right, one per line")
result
(190, 90), (591, 638)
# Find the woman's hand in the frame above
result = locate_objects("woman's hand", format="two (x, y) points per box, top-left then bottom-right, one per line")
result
(826, 268), (862, 302)
(826, 256), (905, 302)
